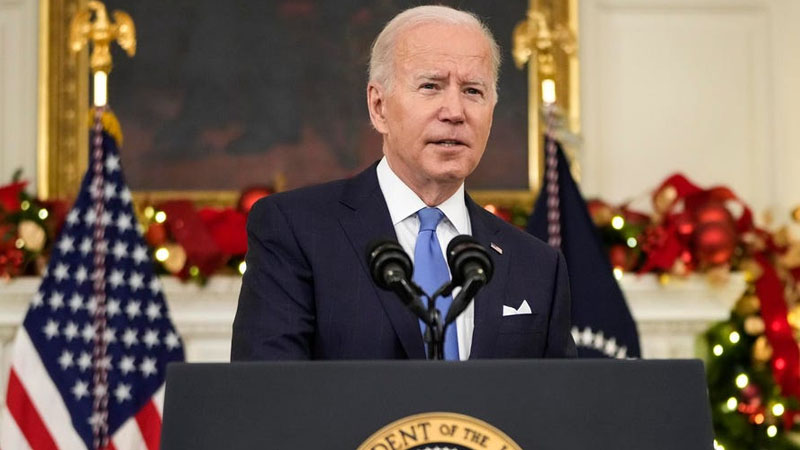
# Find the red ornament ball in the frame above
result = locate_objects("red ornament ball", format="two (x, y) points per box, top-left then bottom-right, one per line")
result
(238, 186), (274, 214)
(483, 204), (512, 223)
(145, 223), (168, 247)
(694, 202), (734, 226)
(740, 383), (761, 404)
(673, 214), (695, 239)
(586, 199), (613, 226)
(692, 221), (737, 266)
(609, 244), (634, 270)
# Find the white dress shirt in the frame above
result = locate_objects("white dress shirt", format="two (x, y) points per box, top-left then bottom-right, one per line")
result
(376, 157), (474, 360)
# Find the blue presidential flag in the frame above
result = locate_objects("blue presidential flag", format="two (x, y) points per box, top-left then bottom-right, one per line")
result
(528, 138), (641, 358)
(0, 109), (184, 450)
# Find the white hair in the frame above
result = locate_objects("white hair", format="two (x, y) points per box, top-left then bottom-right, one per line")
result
(368, 5), (501, 95)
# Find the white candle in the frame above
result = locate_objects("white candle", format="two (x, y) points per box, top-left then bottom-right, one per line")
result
(541, 78), (556, 105)
(93, 71), (108, 107)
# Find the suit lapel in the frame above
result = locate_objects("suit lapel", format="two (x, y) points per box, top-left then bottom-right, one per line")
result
(466, 196), (508, 359)
(338, 164), (426, 359)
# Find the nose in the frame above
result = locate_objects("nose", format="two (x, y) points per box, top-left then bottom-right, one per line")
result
(437, 86), (465, 124)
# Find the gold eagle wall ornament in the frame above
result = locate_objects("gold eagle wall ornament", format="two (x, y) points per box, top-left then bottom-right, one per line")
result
(68, 0), (136, 74)
(512, 10), (544, 70)
(512, 8), (576, 75)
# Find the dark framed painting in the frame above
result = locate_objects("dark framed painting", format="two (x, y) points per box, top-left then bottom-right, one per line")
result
(42, 0), (578, 207)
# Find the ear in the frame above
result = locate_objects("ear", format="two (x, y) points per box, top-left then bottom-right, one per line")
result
(366, 82), (389, 134)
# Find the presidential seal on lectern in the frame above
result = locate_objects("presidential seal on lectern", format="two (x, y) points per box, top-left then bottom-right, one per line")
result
(358, 412), (522, 450)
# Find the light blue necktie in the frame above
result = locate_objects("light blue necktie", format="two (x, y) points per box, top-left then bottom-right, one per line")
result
(413, 207), (459, 360)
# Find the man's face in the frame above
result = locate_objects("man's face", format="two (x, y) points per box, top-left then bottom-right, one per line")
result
(368, 23), (496, 193)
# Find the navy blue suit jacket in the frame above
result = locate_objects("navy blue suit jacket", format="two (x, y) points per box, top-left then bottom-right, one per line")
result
(231, 164), (576, 360)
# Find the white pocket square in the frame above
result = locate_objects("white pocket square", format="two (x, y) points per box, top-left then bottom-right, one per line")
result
(502, 300), (532, 316)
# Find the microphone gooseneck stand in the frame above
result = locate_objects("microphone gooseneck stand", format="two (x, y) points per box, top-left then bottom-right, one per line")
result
(367, 236), (494, 361)
(422, 299), (444, 360)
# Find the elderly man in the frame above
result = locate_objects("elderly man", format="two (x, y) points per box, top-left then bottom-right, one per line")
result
(231, 5), (576, 360)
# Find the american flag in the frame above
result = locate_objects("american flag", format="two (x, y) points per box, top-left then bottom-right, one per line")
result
(0, 108), (185, 449)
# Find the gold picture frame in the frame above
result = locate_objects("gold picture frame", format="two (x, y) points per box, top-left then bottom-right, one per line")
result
(39, 0), (579, 212)
(38, 0), (89, 202)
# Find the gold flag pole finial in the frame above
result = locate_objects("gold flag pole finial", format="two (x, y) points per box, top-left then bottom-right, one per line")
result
(512, 6), (576, 103)
(68, 0), (136, 106)
(512, 1), (579, 192)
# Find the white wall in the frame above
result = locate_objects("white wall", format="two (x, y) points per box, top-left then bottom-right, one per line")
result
(769, 0), (800, 223)
(0, 0), (37, 187)
(580, 0), (800, 221)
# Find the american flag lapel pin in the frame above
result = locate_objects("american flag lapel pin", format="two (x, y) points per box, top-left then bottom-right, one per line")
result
(490, 242), (503, 255)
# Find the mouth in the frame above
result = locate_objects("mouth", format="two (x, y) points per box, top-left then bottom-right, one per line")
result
(429, 139), (467, 148)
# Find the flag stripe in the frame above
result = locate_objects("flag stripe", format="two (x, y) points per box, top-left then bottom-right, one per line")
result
(5, 369), (58, 450)
(0, 405), (33, 450)
(10, 329), (87, 449)
(134, 401), (161, 450)
(111, 414), (146, 450)
(152, 385), (164, 415)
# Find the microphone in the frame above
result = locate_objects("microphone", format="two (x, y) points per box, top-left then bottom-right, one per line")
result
(366, 239), (428, 322)
(444, 235), (494, 325)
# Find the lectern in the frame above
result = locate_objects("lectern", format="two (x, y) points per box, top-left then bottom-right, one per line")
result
(161, 360), (714, 449)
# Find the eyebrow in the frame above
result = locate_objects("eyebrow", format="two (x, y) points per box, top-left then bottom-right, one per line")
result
(414, 72), (446, 82)
(414, 73), (488, 88)
(462, 80), (488, 88)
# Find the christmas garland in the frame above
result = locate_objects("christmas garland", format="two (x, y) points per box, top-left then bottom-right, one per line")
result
(586, 174), (800, 449)
(0, 174), (69, 278)
(2, 167), (799, 448)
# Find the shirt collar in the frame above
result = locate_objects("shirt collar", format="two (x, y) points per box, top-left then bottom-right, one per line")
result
(376, 157), (469, 234)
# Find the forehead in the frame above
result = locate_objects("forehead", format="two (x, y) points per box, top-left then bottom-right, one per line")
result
(393, 23), (492, 77)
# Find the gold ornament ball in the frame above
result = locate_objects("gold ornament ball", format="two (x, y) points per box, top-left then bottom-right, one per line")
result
(594, 207), (613, 227)
(744, 316), (766, 336)
(706, 265), (731, 286)
(792, 206), (800, 223)
(773, 227), (791, 248)
(741, 258), (764, 282)
(752, 335), (773, 363)
(780, 243), (800, 269)
(734, 295), (761, 317)
(654, 185), (678, 214)
(788, 304), (800, 330)
(786, 430), (800, 446)
(587, 200), (614, 227)
(671, 259), (690, 277)
(18, 220), (46, 252)
(162, 244), (187, 274)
